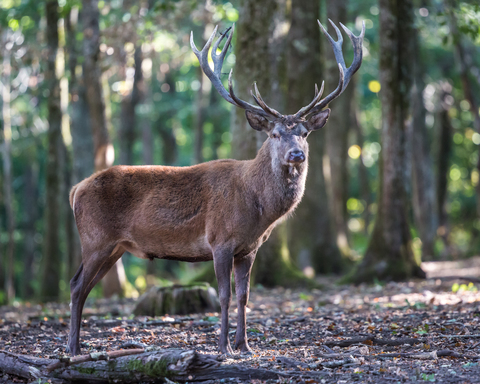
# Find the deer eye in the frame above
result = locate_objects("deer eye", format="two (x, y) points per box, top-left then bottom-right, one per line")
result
(271, 132), (280, 139)
(302, 131), (308, 138)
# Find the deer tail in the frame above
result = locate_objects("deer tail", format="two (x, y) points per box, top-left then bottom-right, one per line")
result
(69, 184), (80, 212)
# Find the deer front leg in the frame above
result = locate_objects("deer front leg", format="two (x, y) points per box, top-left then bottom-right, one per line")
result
(213, 247), (234, 355)
(233, 252), (256, 353)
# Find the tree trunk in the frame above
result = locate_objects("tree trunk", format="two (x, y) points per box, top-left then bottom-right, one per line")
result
(350, 92), (371, 235)
(193, 66), (208, 164)
(409, 33), (437, 261)
(157, 72), (178, 166)
(119, 46), (144, 165)
(209, 90), (224, 159)
(354, 0), (425, 282)
(286, 0), (342, 275)
(83, 0), (126, 298)
(61, 140), (75, 299)
(1, 30), (15, 304)
(66, 8), (95, 279)
(436, 87), (454, 254)
(22, 162), (38, 299)
(141, 74), (155, 277)
(83, 0), (113, 172)
(231, 0), (275, 160)
(232, 0), (306, 287)
(40, 0), (62, 301)
(158, 122), (177, 165)
(142, 120), (153, 165)
(324, 0), (352, 259)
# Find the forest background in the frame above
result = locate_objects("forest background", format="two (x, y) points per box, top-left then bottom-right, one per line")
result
(1, 0), (480, 305)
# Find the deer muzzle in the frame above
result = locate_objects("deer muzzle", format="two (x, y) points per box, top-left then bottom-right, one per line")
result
(287, 149), (306, 164)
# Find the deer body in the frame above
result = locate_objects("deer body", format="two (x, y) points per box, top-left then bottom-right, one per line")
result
(68, 20), (363, 356)
(71, 139), (306, 264)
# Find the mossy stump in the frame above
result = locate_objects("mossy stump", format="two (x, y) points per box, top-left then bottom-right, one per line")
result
(133, 283), (220, 316)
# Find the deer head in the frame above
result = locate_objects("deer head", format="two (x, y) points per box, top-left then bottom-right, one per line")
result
(191, 20), (365, 169)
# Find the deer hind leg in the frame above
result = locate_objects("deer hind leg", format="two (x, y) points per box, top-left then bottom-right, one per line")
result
(67, 244), (125, 356)
(213, 246), (234, 355)
(233, 251), (256, 353)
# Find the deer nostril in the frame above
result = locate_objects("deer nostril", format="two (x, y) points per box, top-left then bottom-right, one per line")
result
(288, 150), (305, 163)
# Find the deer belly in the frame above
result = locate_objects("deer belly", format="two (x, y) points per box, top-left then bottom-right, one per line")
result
(121, 233), (212, 261)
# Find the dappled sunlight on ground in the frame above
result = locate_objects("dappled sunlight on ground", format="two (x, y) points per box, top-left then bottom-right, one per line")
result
(2, 271), (480, 382)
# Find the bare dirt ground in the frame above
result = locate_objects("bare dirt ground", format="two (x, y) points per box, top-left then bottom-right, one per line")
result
(2, 275), (480, 383)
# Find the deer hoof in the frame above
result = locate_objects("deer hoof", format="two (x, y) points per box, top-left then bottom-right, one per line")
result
(235, 341), (253, 354)
(219, 343), (234, 356)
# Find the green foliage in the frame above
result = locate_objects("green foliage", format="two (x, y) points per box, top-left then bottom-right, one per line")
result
(1, 0), (480, 303)
(456, 3), (480, 44)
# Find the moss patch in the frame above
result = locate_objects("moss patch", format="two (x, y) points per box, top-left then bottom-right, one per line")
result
(75, 366), (96, 375)
(127, 357), (171, 378)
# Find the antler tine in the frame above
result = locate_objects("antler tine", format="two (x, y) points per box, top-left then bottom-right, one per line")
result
(251, 83), (283, 118)
(295, 20), (363, 118)
(192, 25), (278, 119)
(190, 26), (235, 104)
(212, 26), (231, 53)
(324, 19), (346, 69)
(293, 81), (325, 119)
(212, 26), (234, 76)
(339, 20), (365, 89)
(227, 70), (271, 117)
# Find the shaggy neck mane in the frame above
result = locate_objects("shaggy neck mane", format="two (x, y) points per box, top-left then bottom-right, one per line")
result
(244, 138), (308, 220)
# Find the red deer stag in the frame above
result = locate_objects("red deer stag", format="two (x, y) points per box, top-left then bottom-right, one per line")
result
(67, 20), (364, 356)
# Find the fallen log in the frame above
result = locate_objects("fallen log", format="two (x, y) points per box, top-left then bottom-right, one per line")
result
(46, 348), (146, 372)
(324, 336), (423, 347)
(0, 349), (327, 383)
(439, 334), (480, 339)
(0, 351), (51, 381)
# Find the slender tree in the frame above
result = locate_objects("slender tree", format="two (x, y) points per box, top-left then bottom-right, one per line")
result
(286, 0), (342, 275)
(119, 46), (144, 165)
(350, 84), (371, 235)
(40, 0), (62, 301)
(1, 30), (15, 304)
(193, 65), (208, 164)
(156, 71), (178, 166)
(436, 84), (454, 254)
(22, 161), (38, 299)
(409, 31), (437, 260)
(209, 90), (226, 159)
(83, 0), (126, 297)
(354, 0), (425, 282)
(324, 0), (353, 259)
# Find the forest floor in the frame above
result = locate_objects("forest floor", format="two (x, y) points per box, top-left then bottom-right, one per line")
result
(2, 270), (480, 382)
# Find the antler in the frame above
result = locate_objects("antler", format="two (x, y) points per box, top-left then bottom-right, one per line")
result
(294, 19), (365, 119)
(191, 25), (282, 119)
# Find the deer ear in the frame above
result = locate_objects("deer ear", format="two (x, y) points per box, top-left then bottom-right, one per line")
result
(306, 109), (331, 131)
(245, 110), (273, 133)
